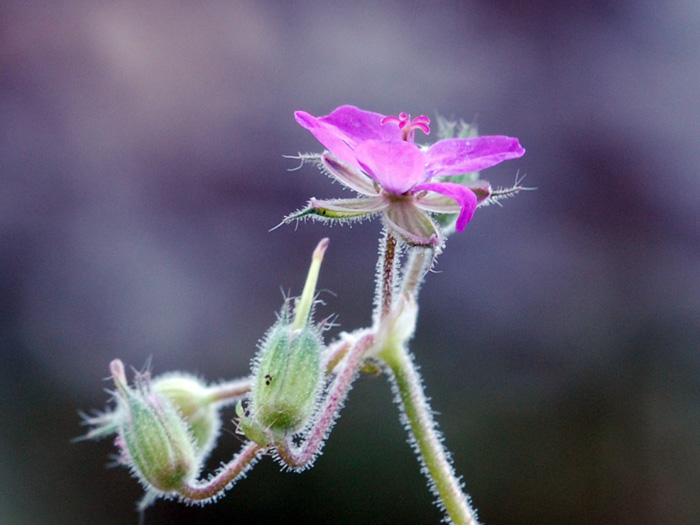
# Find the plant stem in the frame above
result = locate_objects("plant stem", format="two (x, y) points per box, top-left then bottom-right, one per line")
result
(400, 247), (432, 299)
(204, 378), (252, 405)
(323, 338), (352, 375)
(380, 342), (478, 525)
(377, 229), (398, 322)
(179, 441), (264, 502)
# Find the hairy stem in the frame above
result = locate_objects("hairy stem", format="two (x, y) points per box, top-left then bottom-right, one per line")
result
(380, 342), (478, 525)
(376, 229), (399, 322)
(178, 441), (264, 502)
(322, 338), (352, 375)
(400, 247), (432, 299)
(204, 378), (252, 405)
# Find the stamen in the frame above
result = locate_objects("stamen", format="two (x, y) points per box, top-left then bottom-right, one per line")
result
(380, 113), (409, 128)
(410, 115), (431, 135)
(381, 112), (431, 141)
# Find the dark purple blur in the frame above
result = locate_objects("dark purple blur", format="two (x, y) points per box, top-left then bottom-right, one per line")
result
(1, 1), (698, 524)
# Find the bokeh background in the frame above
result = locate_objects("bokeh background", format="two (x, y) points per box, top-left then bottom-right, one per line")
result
(1, 1), (699, 524)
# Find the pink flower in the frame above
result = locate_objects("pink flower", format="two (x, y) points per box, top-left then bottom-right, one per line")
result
(287, 105), (525, 246)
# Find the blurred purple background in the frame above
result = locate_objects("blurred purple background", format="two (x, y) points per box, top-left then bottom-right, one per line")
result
(1, 1), (699, 524)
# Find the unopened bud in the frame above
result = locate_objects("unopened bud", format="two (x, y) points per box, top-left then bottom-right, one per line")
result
(110, 360), (197, 493)
(152, 374), (221, 460)
(251, 320), (322, 433)
(244, 239), (329, 437)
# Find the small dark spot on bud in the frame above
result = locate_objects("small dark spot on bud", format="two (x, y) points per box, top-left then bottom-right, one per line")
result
(264, 374), (274, 386)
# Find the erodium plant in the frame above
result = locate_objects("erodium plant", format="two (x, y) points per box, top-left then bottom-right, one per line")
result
(81, 105), (526, 524)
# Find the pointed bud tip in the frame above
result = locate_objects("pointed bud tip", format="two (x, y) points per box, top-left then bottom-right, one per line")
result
(110, 359), (127, 388)
(313, 238), (329, 260)
(293, 239), (329, 329)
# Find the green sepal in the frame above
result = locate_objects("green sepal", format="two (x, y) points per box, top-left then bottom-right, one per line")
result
(286, 196), (388, 222)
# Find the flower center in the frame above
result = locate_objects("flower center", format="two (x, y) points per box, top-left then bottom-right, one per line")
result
(381, 112), (430, 141)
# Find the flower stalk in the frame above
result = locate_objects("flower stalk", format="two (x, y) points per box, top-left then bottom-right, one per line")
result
(178, 441), (264, 503)
(378, 229), (399, 322)
(203, 378), (252, 405)
(379, 337), (478, 525)
(400, 247), (433, 299)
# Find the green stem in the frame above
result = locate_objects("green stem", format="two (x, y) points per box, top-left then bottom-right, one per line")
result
(400, 247), (432, 299)
(380, 342), (478, 525)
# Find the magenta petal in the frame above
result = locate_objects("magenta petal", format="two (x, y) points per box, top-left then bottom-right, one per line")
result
(295, 110), (360, 168)
(354, 140), (425, 195)
(294, 106), (402, 168)
(413, 181), (478, 232)
(315, 106), (401, 142)
(424, 136), (525, 178)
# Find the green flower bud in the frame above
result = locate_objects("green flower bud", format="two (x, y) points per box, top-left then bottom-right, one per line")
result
(152, 374), (221, 460)
(242, 239), (329, 439)
(110, 360), (198, 493)
(251, 319), (322, 434)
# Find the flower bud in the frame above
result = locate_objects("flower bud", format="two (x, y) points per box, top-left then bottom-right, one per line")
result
(110, 360), (198, 493)
(152, 374), (221, 460)
(251, 319), (322, 434)
(243, 239), (329, 438)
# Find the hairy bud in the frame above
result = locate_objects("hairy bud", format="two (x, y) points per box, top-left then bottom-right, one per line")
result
(251, 319), (322, 433)
(239, 239), (329, 442)
(110, 360), (198, 493)
(152, 374), (221, 460)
